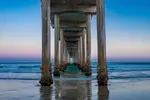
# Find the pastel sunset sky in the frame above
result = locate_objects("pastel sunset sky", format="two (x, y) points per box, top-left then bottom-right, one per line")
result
(0, 0), (150, 62)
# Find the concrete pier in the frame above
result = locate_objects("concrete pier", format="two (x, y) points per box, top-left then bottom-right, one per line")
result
(40, 0), (108, 86)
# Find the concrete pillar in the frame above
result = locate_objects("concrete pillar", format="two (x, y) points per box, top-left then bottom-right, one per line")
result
(75, 50), (78, 63)
(73, 52), (77, 63)
(60, 29), (64, 64)
(82, 29), (86, 65)
(64, 45), (70, 63)
(78, 40), (81, 64)
(76, 51), (78, 63)
(96, 0), (108, 85)
(64, 45), (67, 62)
(80, 36), (82, 65)
(54, 14), (60, 76)
(40, 0), (52, 86)
(67, 51), (70, 63)
(77, 36), (82, 65)
(85, 14), (92, 76)
(63, 41), (66, 62)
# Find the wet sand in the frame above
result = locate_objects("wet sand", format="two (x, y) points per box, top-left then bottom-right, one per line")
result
(0, 78), (150, 100)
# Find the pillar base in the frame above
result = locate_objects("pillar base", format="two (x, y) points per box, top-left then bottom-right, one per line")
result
(97, 80), (108, 86)
(85, 67), (92, 76)
(60, 64), (64, 71)
(39, 76), (53, 86)
(81, 64), (92, 76)
(97, 66), (108, 86)
(53, 71), (60, 76)
(60, 63), (69, 72)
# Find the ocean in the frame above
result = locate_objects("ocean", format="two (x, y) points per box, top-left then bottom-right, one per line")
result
(0, 62), (150, 80)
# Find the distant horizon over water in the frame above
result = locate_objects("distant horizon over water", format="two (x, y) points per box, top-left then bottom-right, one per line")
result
(0, 61), (150, 64)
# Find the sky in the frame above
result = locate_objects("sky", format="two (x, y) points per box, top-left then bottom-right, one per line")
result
(0, 0), (150, 62)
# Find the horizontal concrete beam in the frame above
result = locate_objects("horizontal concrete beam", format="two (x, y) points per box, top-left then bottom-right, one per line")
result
(67, 47), (78, 49)
(66, 41), (78, 43)
(67, 45), (78, 48)
(51, 5), (96, 14)
(64, 36), (80, 39)
(64, 32), (82, 36)
(65, 40), (78, 42)
(65, 39), (79, 42)
(63, 28), (83, 32)
(66, 44), (78, 46)
(59, 21), (86, 28)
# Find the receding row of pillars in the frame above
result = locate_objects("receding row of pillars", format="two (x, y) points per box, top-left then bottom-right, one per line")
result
(40, 0), (108, 86)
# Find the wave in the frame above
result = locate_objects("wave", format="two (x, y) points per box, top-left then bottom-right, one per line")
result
(0, 71), (150, 80)
(0, 63), (150, 80)
(17, 66), (40, 68)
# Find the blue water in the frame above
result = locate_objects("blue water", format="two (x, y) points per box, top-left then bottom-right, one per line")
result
(0, 62), (150, 80)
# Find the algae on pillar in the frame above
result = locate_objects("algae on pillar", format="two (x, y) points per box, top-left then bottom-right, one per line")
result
(40, 0), (53, 86)
(96, 0), (108, 85)
(54, 14), (60, 76)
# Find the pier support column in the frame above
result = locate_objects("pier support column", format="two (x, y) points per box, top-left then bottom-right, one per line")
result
(63, 41), (67, 62)
(80, 36), (83, 65)
(60, 29), (64, 64)
(78, 36), (82, 65)
(82, 29), (86, 65)
(96, 0), (108, 85)
(85, 14), (92, 76)
(40, 0), (52, 86)
(60, 30), (66, 71)
(64, 45), (67, 62)
(67, 51), (70, 63)
(60, 30), (65, 64)
(78, 40), (81, 64)
(54, 14), (60, 76)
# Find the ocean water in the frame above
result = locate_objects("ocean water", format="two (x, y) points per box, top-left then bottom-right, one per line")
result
(0, 62), (150, 80)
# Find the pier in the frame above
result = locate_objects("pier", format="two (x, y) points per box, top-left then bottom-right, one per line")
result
(40, 0), (108, 86)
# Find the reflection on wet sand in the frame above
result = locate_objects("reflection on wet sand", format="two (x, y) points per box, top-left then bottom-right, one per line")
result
(98, 86), (109, 100)
(39, 80), (109, 100)
(40, 86), (53, 100)
(54, 80), (92, 100)
(39, 72), (109, 100)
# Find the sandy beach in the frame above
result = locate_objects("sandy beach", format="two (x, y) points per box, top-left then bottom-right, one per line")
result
(0, 78), (150, 100)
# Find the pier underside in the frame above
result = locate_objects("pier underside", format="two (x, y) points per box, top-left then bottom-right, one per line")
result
(40, 0), (108, 86)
